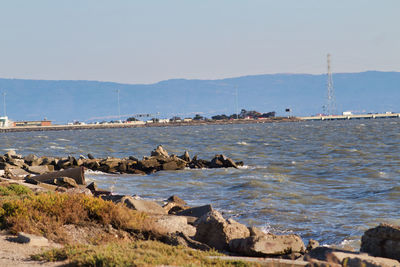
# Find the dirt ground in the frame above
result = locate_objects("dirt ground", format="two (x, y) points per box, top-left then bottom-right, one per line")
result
(0, 231), (66, 267)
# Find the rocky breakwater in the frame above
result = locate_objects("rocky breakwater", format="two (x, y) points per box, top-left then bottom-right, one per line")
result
(1, 148), (400, 266)
(0, 145), (243, 179)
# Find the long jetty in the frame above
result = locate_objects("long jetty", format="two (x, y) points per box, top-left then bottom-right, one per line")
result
(0, 117), (298, 133)
(299, 113), (400, 121)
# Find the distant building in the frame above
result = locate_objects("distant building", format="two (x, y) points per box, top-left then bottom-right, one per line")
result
(0, 116), (11, 128)
(13, 120), (52, 127)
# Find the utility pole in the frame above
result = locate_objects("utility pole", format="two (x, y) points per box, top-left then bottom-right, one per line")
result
(235, 86), (239, 119)
(326, 54), (336, 115)
(116, 89), (121, 122)
(2, 92), (6, 117)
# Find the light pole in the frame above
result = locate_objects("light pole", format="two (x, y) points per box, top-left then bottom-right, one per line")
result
(2, 92), (6, 117)
(116, 89), (121, 122)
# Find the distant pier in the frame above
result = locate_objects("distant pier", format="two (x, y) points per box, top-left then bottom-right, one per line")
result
(299, 113), (400, 121)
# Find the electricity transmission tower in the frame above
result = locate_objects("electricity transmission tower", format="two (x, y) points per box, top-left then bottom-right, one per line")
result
(325, 54), (336, 115)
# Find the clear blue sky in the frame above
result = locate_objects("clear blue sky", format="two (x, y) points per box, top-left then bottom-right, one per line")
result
(1, 0), (399, 84)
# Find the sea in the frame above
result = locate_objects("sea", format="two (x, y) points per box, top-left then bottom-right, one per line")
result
(1, 119), (399, 250)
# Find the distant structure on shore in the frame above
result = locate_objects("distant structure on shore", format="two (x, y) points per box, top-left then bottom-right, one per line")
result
(0, 116), (11, 128)
(324, 54), (337, 116)
(13, 120), (52, 127)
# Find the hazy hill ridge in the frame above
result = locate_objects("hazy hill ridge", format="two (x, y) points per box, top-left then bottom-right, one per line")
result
(0, 71), (398, 123)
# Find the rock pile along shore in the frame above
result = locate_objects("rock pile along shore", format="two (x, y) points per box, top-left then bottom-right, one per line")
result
(0, 146), (399, 266)
(1, 145), (243, 179)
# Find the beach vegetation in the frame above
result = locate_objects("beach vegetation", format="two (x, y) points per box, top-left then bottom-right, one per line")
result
(32, 240), (248, 266)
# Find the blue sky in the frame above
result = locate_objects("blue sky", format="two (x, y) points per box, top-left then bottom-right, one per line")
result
(1, 0), (399, 84)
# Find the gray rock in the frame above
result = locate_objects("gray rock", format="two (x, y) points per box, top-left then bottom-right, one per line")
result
(8, 158), (26, 168)
(87, 153), (95, 159)
(361, 223), (400, 261)
(305, 247), (400, 267)
(180, 151), (191, 162)
(306, 239), (320, 252)
(102, 195), (166, 215)
(4, 150), (17, 159)
(210, 154), (238, 169)
(5, 166), (30, 180)
(151, 145), (169, 158)
(167, 195), (187, 206)
(65, 187), (93, 195)
(137, 158), (161, 171)
(26, 165), (54, 175)
(229, 232), (305, 256)
(163, 232), (211, 251)
(153, 215), (196, 237)
(194, 210), (250, 251)
(52, 177), (79, 188)
(176, 204), (213, 219)
(162, 160), (186, 171)
(15, 232), (49, 246)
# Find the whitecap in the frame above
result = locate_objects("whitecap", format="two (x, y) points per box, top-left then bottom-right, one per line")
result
(56, 138), (70, 142)
(85, 169), (112, 175)
(237, 141), (249, 145)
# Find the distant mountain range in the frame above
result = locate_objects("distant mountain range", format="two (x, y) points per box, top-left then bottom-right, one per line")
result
(0, 71), (399, 123)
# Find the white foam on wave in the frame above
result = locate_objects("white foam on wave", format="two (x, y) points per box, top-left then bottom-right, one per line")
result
(237, 141), (249, 145)
(35, 135), (48, 138)
(56, 138), (70, 142)
(238, 165), (250, 169)
(85, 169), (113, 176)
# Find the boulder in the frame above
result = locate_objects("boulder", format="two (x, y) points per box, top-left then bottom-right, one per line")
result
(360, 224), (400, 261)
(167, 195), (187, 206)
(30, 167), (85, 185)
(4, 166), (30, 180)
(305, 247), (400, 267)
(229, 232), (305, 257)
(51, 177), (79, 188)
(137, 158), (161, 172)
(194, 210), (250, 251)
(26, 165), (54, 175)
(306, 239), (319, 252)
(153, 215), (196, 237)
(163, 196), (187, 214)
(99, 158), (121, 173)
(102, 195), (166, 215)
(163, 232), (211, 251)
(87, 153), (95, 160)
(151, 145), (169, 158)
(40, 156), (55, 166)
(65, 187), (93, 195)
(162, 160), (186, 171)
(210, 154), (238, 169)
(179, 151), (191, 162)
(8, 158), (27, 168)
(189, 156), (210, 169)
(83, 159), (100, 170)
(4, 150), (18, 159)
(23, 154), (41, 166)
(176, 204), (213, 219)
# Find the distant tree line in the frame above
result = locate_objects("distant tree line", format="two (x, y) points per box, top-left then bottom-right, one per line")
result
(211, 109), (275, 120)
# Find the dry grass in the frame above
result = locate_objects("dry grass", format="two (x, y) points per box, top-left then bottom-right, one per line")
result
(0, 183), (149, 243)
(0, 183), (251, 266)
(32, 240), (249, 267)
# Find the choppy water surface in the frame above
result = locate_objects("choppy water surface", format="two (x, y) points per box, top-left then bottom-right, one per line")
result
(1, 119), (400, 249)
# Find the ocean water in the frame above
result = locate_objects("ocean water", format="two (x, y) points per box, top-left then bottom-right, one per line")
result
(1, 119), (400, 249)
